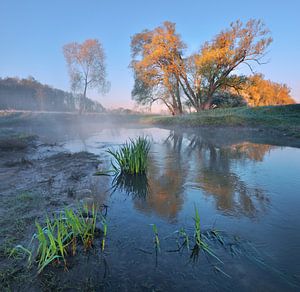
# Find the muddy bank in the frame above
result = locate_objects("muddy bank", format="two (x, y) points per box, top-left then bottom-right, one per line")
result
(0, 130), (105, 290)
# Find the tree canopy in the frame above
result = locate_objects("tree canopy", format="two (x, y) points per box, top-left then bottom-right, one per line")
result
(130, 19), (287, 114)
(63, 39), (109, 113)
(240, 74), (295, 106)
(131, 22), (185, 115)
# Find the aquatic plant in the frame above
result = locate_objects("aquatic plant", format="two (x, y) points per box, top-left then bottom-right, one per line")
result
(107, 136), (150, 175)
(101, 216), (107, 251)
(12, 204), (102, 274)
(193, 205), (222, 263)
(151, 224), (160, 252)
(193, 206), (201, 246)
(178, 227), (190, 251)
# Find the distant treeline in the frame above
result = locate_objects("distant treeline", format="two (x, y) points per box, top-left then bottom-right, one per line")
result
(0, 76), (105, 112)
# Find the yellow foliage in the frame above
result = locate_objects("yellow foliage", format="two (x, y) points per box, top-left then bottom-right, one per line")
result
(241, 74), (295, 106)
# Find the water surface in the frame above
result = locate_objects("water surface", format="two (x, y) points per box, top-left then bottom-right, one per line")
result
(62, 126), (300, 291)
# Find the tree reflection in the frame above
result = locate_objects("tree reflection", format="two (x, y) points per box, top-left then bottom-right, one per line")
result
(132, 129), (272, 219)
(133, 133), (188, 220)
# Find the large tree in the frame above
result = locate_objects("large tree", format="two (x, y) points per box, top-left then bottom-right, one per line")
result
(192, 19), (272, 109)
(131, 21), (185, 115)
(63, 39), (109, 113)
(131, 19), (273, 113)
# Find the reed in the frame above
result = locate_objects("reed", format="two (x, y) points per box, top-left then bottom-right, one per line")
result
(107, 136), (150, 175)
(151, 224), (160, 252)
(101, 216), (107, 252)
(193, 205), (222, 263)
(12, 204), (101, 274)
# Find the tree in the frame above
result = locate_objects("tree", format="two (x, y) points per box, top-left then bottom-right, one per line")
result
(131, 19), (273, 113)
(63, 39), (109, 113)
(240, 74), (295, 106)
(190, 19), (273, 109)
(131, 21), (185, 115)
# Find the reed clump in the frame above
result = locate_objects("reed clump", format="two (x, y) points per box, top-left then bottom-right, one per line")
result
(12, 205), (105, 274)
(107, 136), (150, 175)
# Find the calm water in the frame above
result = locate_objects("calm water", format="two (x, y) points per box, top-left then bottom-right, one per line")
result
(63, 127), (300, 291)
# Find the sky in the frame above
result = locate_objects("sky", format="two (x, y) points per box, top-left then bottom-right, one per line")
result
(1, 0), (299, 109)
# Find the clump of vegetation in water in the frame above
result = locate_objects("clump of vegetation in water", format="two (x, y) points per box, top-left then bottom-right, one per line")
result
(192, 205), (223, 263)
(11, 204), (105, 274)
(107, 136), (150, 175)
(169, 206), (223, 264)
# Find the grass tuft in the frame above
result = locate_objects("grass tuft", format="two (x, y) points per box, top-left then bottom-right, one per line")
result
(107, 136), (150, 175)
(12, 204), (104, 274)
(192, 205), (223, 263)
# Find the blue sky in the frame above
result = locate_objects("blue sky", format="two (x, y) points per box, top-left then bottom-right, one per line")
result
(1, 0), (299, 108)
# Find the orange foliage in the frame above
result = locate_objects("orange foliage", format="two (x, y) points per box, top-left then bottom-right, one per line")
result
(131, 19), (274, 113)
(192, 19), (272, 109)
(131, 22), (186, 114)
(241, 74), (295, 106)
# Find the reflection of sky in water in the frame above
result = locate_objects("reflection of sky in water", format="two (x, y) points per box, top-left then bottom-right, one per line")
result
(63, 127), (170, 154)
(63, 126), (300, 288)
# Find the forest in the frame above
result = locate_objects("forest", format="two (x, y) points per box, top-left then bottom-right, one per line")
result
(0, 76), (105, 112)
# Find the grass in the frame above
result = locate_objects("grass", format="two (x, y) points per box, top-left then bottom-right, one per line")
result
(107, 136), (151, 175)
(192, 205), (222, 263)
(101, 217), (107, 252)
(146, 104), (300, 137)
(11, 204), (104, 274)
(151, 224), (160, 252)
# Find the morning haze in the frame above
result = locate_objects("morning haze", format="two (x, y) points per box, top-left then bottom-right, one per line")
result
(1, 1), (300, 291)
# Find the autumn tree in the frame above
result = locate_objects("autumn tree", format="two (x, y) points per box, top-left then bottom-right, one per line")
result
(240, 74), (295, 106)
(188, 19), (272, 109)
(63, 39), (109, 113)
(131, 22), (185, 115)
(131, 19), (273, 113)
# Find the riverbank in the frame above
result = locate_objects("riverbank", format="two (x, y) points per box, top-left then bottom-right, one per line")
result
(145, 105), (300, 138)
(1, 105), (300, 143)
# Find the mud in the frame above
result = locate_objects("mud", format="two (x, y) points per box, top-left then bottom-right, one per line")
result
(0, 130), (104, 291)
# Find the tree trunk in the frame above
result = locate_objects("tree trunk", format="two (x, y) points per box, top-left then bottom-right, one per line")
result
(201, 102), (211, 110)
(201, 93), (213, 110)
(81, 81), (88, 114)
(175, 79), (183, 114)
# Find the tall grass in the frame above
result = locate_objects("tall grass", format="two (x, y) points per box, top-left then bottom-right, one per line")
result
(107, 136), (150, 175)
(193, 205), (222, 263)
(12, 205), (103, 274)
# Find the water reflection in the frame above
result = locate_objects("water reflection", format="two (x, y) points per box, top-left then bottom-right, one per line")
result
(133, 133), (189, 220)
(111, 173), (149, 199)
(131, 130), (273, 219)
